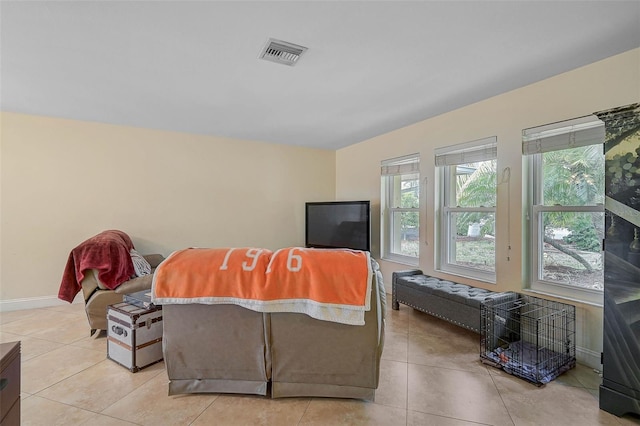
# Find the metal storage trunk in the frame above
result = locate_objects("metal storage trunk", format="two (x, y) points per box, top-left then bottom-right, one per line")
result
(480, 294), (576, 385)
(107, 302), (163, 372)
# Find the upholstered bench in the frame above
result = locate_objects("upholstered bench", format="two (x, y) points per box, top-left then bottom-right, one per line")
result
(392, 269), (515, 333)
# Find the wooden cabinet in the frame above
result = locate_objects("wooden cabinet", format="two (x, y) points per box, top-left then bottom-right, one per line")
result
(0, 341), (20, 426)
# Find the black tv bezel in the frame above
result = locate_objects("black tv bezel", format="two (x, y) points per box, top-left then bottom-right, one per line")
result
(304, 200), (371, 252)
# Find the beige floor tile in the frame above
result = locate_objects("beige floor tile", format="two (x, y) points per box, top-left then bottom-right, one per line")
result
(101, 371), (217, 425)
(37, 359), (165, 412)
(1, 310), (71, 334)
(385, 307), (411, 334)
(1, 309), (89, 344)
(493, 373), (620, 426)
(78, 413), (140, 425)
(70, 332), (109, 352)
(408, 309), (474, 338)
(21, 395), (96, 426)
(299, 398), (407, 425)
(22, 344), (106, 394)
(552, 365), (593, 388)
(410, 311), (480, 339)
(408, 330), (489, 375)
(381, 330), (408, 362)
(407, 363), (513, 426)
(192, 394), (310, 425)
(28, 317), (93, 345)
(6, 299), (640, 426)
(0, 333), (67, 362)
(0, 308), (50, 325)
(407, 409), (493, 426)
(570, 364), (603, 390)
(0, 330), (23, 344)
(374, 359), (407, 409)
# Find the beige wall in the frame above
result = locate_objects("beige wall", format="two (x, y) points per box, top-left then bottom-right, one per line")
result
(336, 48), (640, 367)
(0, 113), (335, 303)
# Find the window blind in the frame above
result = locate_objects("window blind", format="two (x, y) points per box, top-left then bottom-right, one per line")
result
(434, 136), (497, 167)
(522, 115), (604, 155)
(381, 153), (419, 176)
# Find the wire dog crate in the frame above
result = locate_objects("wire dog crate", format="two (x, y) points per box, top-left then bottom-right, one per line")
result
(480, 294), (576, 385)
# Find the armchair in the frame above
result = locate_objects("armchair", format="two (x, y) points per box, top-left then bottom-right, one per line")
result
(57, 230), (164, 335)
(81, 253), (164, 335)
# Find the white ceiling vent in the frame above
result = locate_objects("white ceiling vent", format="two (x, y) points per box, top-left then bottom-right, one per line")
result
(259, 38), (307, 66)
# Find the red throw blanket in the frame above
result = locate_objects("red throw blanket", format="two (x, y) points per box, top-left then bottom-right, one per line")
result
(152, 247), (372, 325)
(58, 230), (135, 303)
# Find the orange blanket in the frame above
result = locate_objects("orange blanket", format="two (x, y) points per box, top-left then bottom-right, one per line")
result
(152, 247), (272, 300)
(152, 247), (372, 325)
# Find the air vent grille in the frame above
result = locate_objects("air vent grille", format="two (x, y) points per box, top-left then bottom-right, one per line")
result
(259, 38), (307, 66)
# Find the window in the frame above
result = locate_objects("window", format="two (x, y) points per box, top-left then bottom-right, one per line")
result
(436, 137), (497, 282)
(524, 116), (605, 304)
(381, 154), (420, 264)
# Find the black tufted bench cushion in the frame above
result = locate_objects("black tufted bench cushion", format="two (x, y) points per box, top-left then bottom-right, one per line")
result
(391, 270), (515, 333)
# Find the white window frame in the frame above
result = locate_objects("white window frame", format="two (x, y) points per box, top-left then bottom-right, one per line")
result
(381, 154), (420, 265)
(524, 115), (605, 305)
(436, 137), (497, 283)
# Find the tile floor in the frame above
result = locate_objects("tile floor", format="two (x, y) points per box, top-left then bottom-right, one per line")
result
(1, 301), (639, 425)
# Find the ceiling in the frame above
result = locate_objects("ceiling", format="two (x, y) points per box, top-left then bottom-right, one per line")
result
(1, 1), (639, 150)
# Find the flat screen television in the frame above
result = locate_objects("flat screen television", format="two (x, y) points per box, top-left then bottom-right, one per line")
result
(305, 201), (371, 252)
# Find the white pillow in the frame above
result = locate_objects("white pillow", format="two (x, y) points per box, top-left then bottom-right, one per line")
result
(130, 249), (151, 277)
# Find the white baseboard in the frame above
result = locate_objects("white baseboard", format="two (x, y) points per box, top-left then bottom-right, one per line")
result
(0, 294), (83, 312)
(577, 345), (602, 370)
